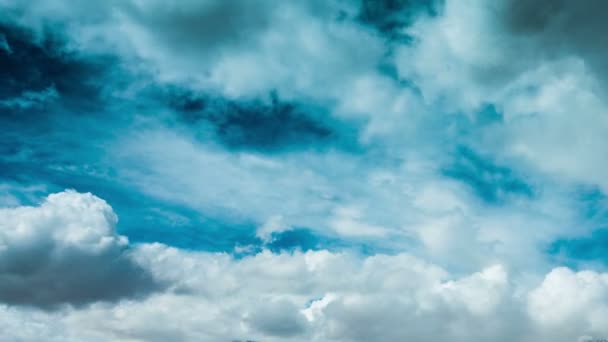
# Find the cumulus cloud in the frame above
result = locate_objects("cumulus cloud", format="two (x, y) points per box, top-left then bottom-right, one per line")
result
(0, 238), (604, 341)
(0, 190), (160, 308)
(0, 191), (605, 341)
(528, 267), (608, 338)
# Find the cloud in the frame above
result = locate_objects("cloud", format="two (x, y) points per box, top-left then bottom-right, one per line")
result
(500, 0), (608, 88)
(0, 191), (605, 341)
(0, 86), (59, 110)
(0, 239), (603, 341)
(0, 190), (160, 308)
(0, 33), (11, 53)
(387, 0), (608, 203)
(107, 127), (594, 273)
(1, 1), (608, 340)
(0, 0), (398, 116)
(159, 87), (358, 153)
(528, 267), (608, 339)
(245, 299), (309, 337)
(0, 22), (110, 113)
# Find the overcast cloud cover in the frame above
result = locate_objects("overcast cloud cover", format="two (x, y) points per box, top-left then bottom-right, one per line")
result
(2, 0), (608, 341)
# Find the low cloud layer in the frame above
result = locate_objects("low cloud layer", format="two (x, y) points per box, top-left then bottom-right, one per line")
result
(1, 196), (607, 341)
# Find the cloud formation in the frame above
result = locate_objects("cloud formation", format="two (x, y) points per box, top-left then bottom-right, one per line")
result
(1, 222), (608, 341)
(0, 190), (160, 308)
(1, 0), (608, 340)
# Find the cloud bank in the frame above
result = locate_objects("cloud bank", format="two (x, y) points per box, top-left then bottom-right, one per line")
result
(1, 193), (608, 341)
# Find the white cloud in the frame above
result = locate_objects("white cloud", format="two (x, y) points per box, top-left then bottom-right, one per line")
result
(328, 206), (389, 237)
(0, 192), (605, 341)
(256, 215), (291, 243)
(528, 267), (608, 338)
(0, 190), (159, 307)
(108, 127), (585, 274)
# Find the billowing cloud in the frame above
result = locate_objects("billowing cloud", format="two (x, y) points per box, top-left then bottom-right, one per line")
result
(0, 227), (606, 341)
(0, 190), (160, 308)
(528, 267), (608, 340)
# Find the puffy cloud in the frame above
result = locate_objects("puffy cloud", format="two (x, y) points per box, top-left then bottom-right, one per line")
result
(0, 190), (160, 308)
(0, 240), (604, 341)
(0, 191), (605, 341)
(528, 267), (608, 338)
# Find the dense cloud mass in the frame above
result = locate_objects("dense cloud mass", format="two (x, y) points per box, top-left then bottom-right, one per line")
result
(2, 0), (608, 341)
(0, 191), (160, 308)
(2, 220), (608, 341)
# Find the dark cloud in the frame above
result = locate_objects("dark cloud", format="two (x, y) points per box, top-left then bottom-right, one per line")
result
(121, 0), (274, 58)
(0, 191), (163, 309)
(470, 0), (608, 90)
(503, 0), (608, 82)
(0, 23), (113, 114)
(0, 245), (161, 309)
(358, 0), (442, 40)
(442, 146), (533, 203)
(162, 87), (361, 153)
(246, 300), (308, 337)
(501, 0), (608, 36)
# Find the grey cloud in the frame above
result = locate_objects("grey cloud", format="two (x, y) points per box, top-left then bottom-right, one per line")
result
(1, 244), (594, 342)
(500, 0), (608, 84)
(159, 86), (361, 153)
(0, 224), (604, 342)
(358, 0), (442, 39)
(246, 300), (309, 338)
(458, 0), (608, 91)
(0, 190), (161, 308)
(120, 0), (275, 57)
(0, 22), (115, 115)
(398, 0), (608, 112)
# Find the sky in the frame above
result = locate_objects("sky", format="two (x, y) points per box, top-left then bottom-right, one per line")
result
(1, 0), (608, 341)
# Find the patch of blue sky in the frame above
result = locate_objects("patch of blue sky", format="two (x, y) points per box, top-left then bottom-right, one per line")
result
(264, 228), (393, 255)
(547, 186), (608, 269)
(442, 145), (534, 204)
(152, 85), (364, 155)
(0, 166), (257, 253)
(1, 156), (384, 256)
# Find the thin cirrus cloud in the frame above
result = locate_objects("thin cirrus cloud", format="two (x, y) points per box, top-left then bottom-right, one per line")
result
(1, 0), (608, 341)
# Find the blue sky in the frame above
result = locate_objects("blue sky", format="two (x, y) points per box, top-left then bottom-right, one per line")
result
(2, 1), (608, 341)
